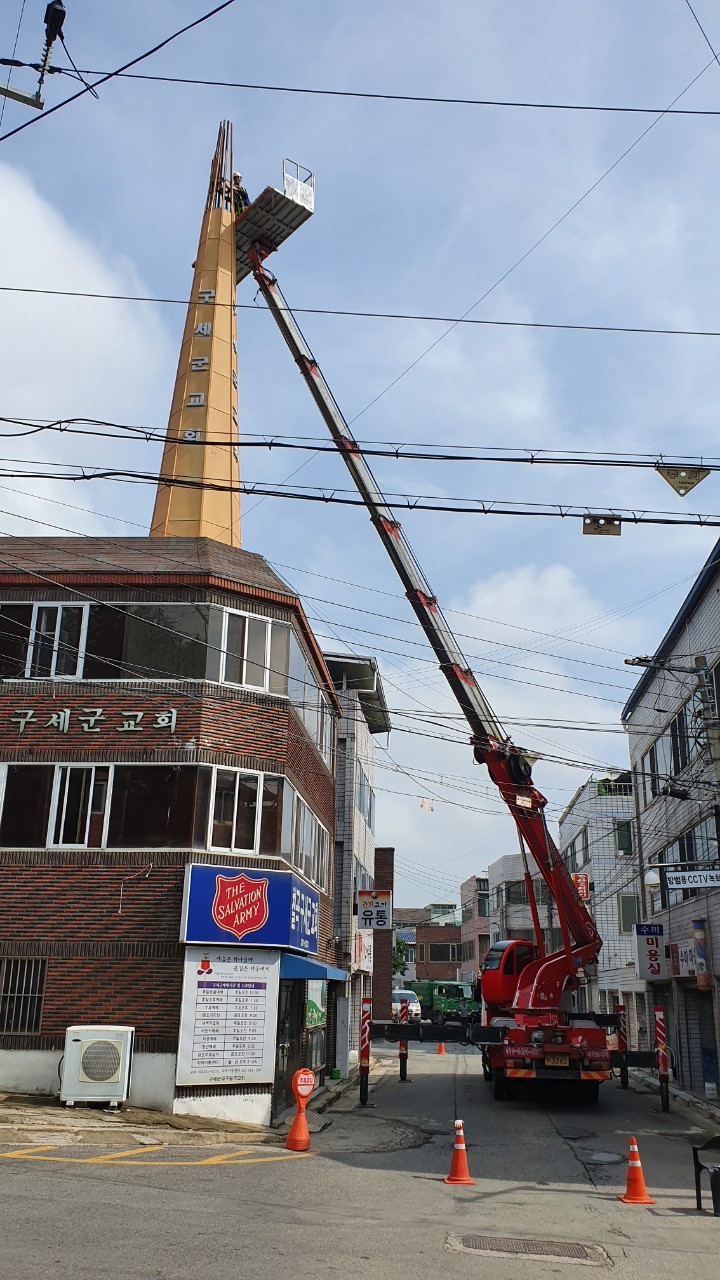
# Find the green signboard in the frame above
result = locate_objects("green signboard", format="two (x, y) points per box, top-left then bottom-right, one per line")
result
(306, 979), (327, 1028)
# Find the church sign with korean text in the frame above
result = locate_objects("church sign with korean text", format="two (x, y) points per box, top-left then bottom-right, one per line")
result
(8, 707), (178, 735)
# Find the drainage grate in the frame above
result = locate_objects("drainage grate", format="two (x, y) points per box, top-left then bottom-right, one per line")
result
(447, 1235), (610, 1266)
(462, 1236), (590, 1259)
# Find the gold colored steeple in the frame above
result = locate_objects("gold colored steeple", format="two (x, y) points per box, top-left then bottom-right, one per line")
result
(150, 122), (240, 546)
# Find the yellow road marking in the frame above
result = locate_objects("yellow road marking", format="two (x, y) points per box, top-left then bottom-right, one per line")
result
(221, 1152), (315, 1166)
(0, 1145), (313, 1168)
(0, 1145), (62, 1158)
(83, 1146), (162, 1163)
(197, 1148), (253, 1165)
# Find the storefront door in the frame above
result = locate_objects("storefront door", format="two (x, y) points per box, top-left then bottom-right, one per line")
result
(274, 979), (303, 1113)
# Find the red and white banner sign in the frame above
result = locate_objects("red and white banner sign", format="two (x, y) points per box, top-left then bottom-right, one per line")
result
(572, 872), (590, 901)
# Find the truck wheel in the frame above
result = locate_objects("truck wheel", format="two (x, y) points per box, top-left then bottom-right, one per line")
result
(433, 1011), (445, 1027)
(581, 1082), (600, 1104)
(492, 1067), (506, 1100)
(482, 1053), (492, 1083)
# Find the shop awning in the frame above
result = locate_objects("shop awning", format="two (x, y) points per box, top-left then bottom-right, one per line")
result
(280, 954), (348, 983)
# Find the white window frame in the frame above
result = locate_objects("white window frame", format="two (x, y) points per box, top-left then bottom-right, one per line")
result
(207, 765), (262, 853)
(221, 608), (292, 695)
(25, 602), (89, 680)
(618, 892), (640, 935)
(47, 765), (113, 849)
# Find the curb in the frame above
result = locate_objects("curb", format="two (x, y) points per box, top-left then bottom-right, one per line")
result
(630, 1069), (720, 1126)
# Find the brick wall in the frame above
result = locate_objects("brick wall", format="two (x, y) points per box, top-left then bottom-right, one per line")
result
(0, 558), (340, 1061)
(415, 923), (461, 981)
(372, 847), (394, 1018)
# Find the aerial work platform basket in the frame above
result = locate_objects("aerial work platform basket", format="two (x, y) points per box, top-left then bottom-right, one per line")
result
(235, 159), (314, 283)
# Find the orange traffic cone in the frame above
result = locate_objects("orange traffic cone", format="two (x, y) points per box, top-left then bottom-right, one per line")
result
(444, 1119), (476, 1186)
(618, 1136), (655, 1205)
(437, 1041), (447, 1056)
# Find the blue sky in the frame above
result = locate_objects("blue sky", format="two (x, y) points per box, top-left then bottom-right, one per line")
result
(2, 1), (720, 905)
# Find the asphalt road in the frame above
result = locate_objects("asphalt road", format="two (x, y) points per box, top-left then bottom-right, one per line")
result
(2, 1043), (719, 1279)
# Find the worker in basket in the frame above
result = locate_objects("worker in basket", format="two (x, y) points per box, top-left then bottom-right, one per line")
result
(233, 173), (250, 217)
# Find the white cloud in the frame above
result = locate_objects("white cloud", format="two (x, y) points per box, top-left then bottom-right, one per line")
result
(0, 162), (174, 537)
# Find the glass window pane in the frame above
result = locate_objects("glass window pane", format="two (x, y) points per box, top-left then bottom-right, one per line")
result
(269, 624), (289, 695)
(0, 605), (32, 677)
(55, 607), (83, 677)
(193, 767), (212, 850)
(224, 614), (245, 685)
(107, 767), (199, 847)
(259, 776), (282, 853)
(280, 780), (294, 855)
(212, 770), (236, 848)
(0, 766), (54, 845)
(61, 768), (93, 844)
(84, 605), (126, 678)
(245, 618), (267, 688)
(30, 607), (58, 677)
(88, 767), (109, 848)
(235, 775), (258, 849)
(288, 634), (305, 706)
(122, 605), (209, 680)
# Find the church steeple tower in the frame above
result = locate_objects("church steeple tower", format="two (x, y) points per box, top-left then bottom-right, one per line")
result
(150, 121), (240, 546)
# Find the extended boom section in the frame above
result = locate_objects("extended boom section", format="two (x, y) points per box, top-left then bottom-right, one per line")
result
(247, 246), (612, 1101)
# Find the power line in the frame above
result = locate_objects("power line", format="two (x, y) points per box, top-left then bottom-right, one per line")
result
(2, 464), (719, 528)
(5, 415), (720, 472)
(0, 0), (238, 144)
(683, 0), (720, 70)
(3, 283), (720, 340)
(348, 57), (717, 426)
(0, 0), (28, 130)
(10, 59), (720, 117)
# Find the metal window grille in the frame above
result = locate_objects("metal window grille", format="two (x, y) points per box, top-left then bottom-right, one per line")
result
(0, 957), (47, 1034)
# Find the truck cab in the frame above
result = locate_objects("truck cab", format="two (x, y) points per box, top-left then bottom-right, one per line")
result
(481, 939), (539, 1018)
(409, 980), (479, 1025)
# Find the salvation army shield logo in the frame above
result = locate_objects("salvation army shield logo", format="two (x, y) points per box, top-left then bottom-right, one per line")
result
(211, 873), (269, 942)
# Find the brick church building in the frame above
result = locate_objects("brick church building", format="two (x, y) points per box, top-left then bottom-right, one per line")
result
(0, 125), (348, 1124)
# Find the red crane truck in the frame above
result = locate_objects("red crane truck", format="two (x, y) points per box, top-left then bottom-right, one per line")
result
(239, 231), (652, 1103)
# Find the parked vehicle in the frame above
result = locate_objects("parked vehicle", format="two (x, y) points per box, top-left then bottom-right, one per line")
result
(407, 980), (479, 1025)
(390, 990), (421, 1022)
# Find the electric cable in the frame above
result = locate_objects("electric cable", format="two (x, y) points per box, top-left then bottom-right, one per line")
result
(10, 58), (720, 117)
(3, 285), (720, 339)
(347, 57), (717, 426)
(0, 0), (239, 144)
(0, 0), (27, 130)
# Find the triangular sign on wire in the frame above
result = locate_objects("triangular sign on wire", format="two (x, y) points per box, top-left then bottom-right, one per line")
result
(656, 464), (710, 497)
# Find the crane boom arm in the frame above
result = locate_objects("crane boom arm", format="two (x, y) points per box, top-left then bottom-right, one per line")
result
(248, 249), (602, 1004)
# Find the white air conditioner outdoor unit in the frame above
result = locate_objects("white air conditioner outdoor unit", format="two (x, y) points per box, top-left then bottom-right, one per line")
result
(60, 1025), (134, 1107)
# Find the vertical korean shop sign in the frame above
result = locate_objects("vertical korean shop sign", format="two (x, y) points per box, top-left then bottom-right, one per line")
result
(176, 947), (280, 1086)
(634, 923), (667, 981)
(357, 890), (392, 929)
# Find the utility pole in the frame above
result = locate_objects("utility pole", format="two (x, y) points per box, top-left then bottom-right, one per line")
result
(694, 656), (720, 785)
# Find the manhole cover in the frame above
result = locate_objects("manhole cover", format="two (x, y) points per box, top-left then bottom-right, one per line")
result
(446, 1235), (610, 1267)
(577, 1149), (625, 1165)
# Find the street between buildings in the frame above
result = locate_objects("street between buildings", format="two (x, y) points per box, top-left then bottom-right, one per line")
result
(2, 1044), (719, 1280)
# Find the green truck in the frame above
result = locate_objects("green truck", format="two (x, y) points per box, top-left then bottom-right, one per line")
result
(407, 980), (480, 1025)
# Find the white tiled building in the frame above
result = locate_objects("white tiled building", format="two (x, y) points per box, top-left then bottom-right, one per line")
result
(558, 774), (648, 1040)
(622, 538), (720, 1098)
(324, 654), (390, 1074)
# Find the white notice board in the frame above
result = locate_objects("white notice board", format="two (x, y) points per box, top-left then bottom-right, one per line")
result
(176, 946), (280, 1086)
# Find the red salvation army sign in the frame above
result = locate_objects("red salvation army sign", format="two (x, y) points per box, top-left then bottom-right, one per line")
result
(211, 874), (269, 942)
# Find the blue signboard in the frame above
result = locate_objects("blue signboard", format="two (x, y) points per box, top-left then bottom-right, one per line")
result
(635, 924), (663, 936)
(181, 865), (319, 954)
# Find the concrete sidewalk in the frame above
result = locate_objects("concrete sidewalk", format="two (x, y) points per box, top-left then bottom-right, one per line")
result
(0, 1067), (364, 1147)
